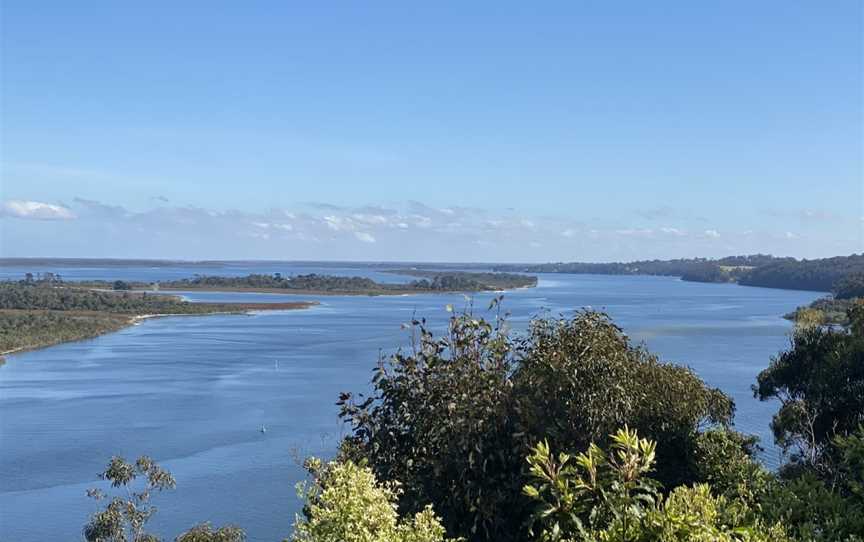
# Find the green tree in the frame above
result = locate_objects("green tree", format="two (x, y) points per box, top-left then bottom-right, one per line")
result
(175, 523), (245, 542)
(514, 311), (733, 489)
(834, 272), (864, 300)
(754, 320), (864, 471)
(83, 456), (177, 542)
(339, 308), (733, 542)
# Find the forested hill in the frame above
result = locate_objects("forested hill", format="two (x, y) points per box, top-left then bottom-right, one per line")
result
(494, 253), (864, 293)
(738, 254), (864, 292)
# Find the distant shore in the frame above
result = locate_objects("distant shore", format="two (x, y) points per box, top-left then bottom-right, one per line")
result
(0, 300), (316, 361)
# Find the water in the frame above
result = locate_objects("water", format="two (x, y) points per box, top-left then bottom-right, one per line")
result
(0, 264), (822, 541)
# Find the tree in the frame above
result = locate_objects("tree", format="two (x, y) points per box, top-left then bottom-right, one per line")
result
(514, 311), (733, 489)
(339, 308), (734, 542)
(834, 272), (864, 300)
(339, 308), (520, 541)
(83, 456), (176, 542)
(175, 523), (245, 542)
(754, 317), (864, 471)
(114, 280), (132, 290)
(83, 456), (246, 542)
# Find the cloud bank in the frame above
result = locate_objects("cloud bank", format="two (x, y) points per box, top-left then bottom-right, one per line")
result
(1, 200), (76, 220)
(0, 198), (859, 261)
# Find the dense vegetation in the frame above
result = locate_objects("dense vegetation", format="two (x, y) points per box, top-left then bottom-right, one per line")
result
(785, 298), (858, 327)
(0, 281), (312, 354)
(140, 271), (536, 294)
(0, 310), (132, 354)
(494, 254), (781, 279)
(739, 254), (864, 292)
(496, 253), (864, 294)
(333, 302), (864, 542)
(388, 269), (538, 290)
(81, 300), (864, 541)
(834, 272), (864, 300)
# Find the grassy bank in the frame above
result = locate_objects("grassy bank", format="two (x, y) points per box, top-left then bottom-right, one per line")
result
(0, 282), (315, 359)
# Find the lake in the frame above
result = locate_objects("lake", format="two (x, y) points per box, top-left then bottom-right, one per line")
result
(0, 264), (822, 541)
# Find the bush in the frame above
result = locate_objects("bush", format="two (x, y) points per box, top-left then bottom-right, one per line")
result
(288, 458), (454, 542)
(523, 427), (787, 542)
(339, 308), (734, 541)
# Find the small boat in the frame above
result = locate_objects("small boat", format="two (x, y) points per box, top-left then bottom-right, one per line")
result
(260, 425), (267, 433)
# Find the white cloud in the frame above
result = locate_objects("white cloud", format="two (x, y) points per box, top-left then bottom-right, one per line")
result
(354, 231), (376, 243)
(1, 200), (76, 220)
(3, 196), (836, 260)
(323, 215), (356, 232)
(616, 228), (654, 236)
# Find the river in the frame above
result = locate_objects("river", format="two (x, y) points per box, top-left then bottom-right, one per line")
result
(0, 264), (822, 541)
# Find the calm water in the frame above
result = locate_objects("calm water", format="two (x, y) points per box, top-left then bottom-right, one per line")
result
(0, 265), (821, 541)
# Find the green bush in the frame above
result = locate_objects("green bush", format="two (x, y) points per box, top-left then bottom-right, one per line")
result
(288, 458), (455, 542)
(523, 427), (789, 542)
(339, 309), (734, 541)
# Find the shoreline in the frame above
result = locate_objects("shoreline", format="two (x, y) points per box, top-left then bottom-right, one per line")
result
(150, 285), (533, 296)
(0, 301), (317, 361)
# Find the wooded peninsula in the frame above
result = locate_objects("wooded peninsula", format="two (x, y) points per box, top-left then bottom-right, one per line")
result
(0, 280), (315, 357)
(0, 270), (537, 356)
(75, 270), (538, 295)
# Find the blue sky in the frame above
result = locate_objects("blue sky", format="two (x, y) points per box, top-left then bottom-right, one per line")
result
(1, 1), (861, 261)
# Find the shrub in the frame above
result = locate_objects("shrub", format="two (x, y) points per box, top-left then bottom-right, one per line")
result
(523, 427), (788, 542)
(339, 308), (734, 541)
(288, 458), (454, 542)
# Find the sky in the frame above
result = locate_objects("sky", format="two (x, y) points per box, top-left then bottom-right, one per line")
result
(1, 1), (862, 262)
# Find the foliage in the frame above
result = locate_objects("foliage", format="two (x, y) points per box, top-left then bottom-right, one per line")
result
(834, 425), (864, 499)
(759, 471), (864, 541)
(339, 306), (521, 540)
(523, 428), (785, 542)
(83, 456), (177, 542)
(0, 310), (130, 353)
(155, 271), (535, 293)
(391, 270), (538, 291)
(495, 255), (783, 283)
(739, 254), (864, 292)
(0, 282), (228, 313)
(288, 457), (455, 542)
(834, 272), (864, 300)
(522, 427), (660, 541)
(174, 523), (246, 542)
(83, 457), (246, 542)
(754, 319), (864, 470)
(0, 282), (310, 353)
(689, 428), (772, 505)
(339, 307), (733, 541)
(514, 311), (733, 489)
(679, 263), (731, 283)
(496, 253), (864, 292)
